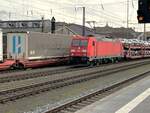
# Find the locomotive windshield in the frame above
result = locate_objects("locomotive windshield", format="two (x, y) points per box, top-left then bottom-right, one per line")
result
(72, 40), (80, 46)
(81, 40), (88, 46)
(72, 39), (88, 47)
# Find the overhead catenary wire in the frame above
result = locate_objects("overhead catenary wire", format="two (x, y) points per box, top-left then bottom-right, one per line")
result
(86, 11), (125, 27)
(0, 0), (144, 31)
(0, 0), (122, 25)
(2, 0), (133, 22)
(0, 2), (81, 21)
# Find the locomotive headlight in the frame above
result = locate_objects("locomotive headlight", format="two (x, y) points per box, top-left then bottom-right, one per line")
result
(71, 49), (75, 52)
(82, 50), (87, 52)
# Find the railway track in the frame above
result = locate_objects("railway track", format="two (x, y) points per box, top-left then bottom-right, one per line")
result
(0, 60), (149, 104)
(0, 69), (24, 74)
(0, 65), (88, 83)
(0, 59), (149, 83)
(44, 70), (150, 113)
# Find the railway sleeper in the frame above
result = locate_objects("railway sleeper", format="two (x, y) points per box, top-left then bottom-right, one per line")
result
(90, 96), (101, 100)
(0, 99), (8, 104)
(65, 107), (77, 112)
(76, 103), (87, 107)
(0, 62), (148, 104)
(59, 110), (73, 113)
(81, 100), (92, 104)
(85, 99), (96, 103)
(70, 105), (82, 110)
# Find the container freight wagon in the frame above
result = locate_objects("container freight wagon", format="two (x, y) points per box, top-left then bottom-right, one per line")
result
(0, 30), (3, 62)
(70, 35), (124, 65)
(7, 32), (72, 68)
(0, 30), (16, 70)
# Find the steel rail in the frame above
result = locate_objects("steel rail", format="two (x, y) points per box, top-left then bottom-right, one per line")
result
(0, 61), (149, 104)
(0, 65), (90, 83)
(44, 71), (150, 113)
(0, 59), (149, 83)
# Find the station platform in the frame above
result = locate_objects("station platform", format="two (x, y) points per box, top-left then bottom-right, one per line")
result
(75, 75), (150, 113)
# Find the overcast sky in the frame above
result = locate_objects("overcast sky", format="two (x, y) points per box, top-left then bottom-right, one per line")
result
(0, 0), (147, 32)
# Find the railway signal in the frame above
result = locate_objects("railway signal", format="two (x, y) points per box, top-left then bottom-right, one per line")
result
(51, 17), (56, 34)
(137, 0), (150, 23)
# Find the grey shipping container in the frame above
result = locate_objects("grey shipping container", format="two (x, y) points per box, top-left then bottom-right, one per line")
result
(7, 32), (72, 60)
(0, 29), (3, 61)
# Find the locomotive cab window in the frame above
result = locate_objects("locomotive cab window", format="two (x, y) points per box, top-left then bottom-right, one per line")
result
(92, 41), (95, 46)
(72, 39), (88, 47)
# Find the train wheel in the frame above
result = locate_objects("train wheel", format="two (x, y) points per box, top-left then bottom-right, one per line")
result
(96, 60), (99, 66)
(111, 58), (114, 63)
(112, 58), (117, 63)
(99, 59), (102, 65)
(9, 65), (15, 70)
(104, 59), (108, 64)
(86, 61), (94, 67)
(18, 63), (25, 70)
(115, 58), (119, 63)
(86, 61), (91, 66)
(90, 62), (94, 67)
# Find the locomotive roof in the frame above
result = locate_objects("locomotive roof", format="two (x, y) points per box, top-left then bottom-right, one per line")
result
(95, 35), (116, 42)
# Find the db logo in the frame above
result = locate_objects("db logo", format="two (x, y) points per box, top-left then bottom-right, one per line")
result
(12, 35), (22, 54)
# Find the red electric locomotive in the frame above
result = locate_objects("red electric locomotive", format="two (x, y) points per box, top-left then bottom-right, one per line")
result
(70, 35), (124, 65)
